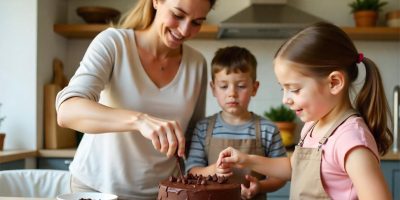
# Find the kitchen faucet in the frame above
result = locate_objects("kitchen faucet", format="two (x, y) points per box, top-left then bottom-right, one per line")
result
(393, 85), (399, 153)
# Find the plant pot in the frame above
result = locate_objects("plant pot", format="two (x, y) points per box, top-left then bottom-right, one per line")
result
(0, 133), (5, 151)
(354, 10), (378, 27)
(275, 122), (296, 147)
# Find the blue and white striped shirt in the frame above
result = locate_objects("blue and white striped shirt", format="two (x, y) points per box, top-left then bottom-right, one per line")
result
(185, 112), (287, 173)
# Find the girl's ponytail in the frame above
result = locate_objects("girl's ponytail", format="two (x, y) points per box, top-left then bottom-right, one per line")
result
(355, 57), (393, 155)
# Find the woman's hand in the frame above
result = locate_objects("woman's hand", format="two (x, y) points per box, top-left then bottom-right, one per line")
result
(241, 175), (261, 199)
(218, 147), (248, 168)
(136, 113), (185, 158)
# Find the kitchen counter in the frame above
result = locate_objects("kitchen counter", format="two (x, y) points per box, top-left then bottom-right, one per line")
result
(1, 149), (399, 164)
(0, 149), (76, 164)
(0, 150), (36, 163)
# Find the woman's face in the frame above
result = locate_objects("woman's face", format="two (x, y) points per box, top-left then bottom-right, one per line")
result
(273, 57), (334, 123)
(153, 0), (211, 49)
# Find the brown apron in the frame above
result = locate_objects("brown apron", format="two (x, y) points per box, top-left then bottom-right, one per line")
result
(290, 110), (357, 200)
(205, 114), (266, 200)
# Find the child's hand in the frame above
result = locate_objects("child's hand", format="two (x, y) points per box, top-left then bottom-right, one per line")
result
(241, 175), (260, 199)
(218, 147), (248, 168)
(215, 157), (233, 177)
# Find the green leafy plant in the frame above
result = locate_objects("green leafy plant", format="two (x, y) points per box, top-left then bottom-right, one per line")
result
(0, 103), (5, 129)
(349, 0), (387, 13)
(264, 104), (296, 122)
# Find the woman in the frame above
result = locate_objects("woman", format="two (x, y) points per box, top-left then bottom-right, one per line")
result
(56, 0), (216, 199)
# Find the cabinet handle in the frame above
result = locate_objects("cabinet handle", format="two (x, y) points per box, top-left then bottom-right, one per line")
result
(64, 160), (72, 165)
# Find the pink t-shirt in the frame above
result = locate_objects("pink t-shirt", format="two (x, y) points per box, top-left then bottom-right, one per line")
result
(300, 116), (379, 200)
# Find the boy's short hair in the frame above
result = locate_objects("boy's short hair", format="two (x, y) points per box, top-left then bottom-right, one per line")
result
(211, 46), (257, 81)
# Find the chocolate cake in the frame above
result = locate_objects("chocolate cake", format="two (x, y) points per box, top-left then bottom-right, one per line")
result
(157, 174), (241, 200)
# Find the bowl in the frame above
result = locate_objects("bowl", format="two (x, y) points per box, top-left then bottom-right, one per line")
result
(77, 6), (120, 24)
(57, 192), (118, 200)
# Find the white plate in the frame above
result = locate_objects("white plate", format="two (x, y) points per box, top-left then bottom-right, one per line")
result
(57, 192), (118, 200)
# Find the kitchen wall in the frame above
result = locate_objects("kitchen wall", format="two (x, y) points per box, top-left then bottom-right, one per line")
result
(0, 0), (38, 149)
(0, 0), (399, 150)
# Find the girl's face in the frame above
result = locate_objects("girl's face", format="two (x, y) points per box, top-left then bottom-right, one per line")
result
(153, 0), (211, 49)
(211, 68), (259, 117)
(273, 58), (335, 122)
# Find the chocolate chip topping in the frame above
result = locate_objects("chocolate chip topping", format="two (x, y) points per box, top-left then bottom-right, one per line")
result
(167, 173), (228, 185)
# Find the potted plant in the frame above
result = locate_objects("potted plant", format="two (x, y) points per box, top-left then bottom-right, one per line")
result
(0, 103), (6, 151)
(349, 0), (388, 27)
(264, 104), (297, 147)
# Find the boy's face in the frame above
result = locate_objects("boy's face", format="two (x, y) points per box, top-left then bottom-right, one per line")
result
(211, 68), (259, 117)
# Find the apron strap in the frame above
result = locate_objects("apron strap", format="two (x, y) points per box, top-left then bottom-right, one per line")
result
(298, 109), (358, 148)
(204, 114), (218, 156)
(317, 109), (358, 150)
(254, 115), (263, 150)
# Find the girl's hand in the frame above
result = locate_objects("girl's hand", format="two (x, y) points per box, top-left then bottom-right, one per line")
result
(215, 157), (233, 177)
(240, 175), (260, 199)
(136, 114), (185, 158)
(218, 147), (248, 168)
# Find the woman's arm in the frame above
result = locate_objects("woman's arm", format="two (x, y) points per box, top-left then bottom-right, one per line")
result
(345, 147), (391, 200)
(58, 97), (185, 157)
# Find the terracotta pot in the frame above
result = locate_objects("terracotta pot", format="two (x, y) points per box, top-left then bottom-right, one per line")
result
(0, 133), (5, 151)
(354, 10), (378, 27)
(275, 122), (296, 147)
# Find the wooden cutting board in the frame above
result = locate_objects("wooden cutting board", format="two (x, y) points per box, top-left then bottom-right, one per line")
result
(44, 58), (77, 149)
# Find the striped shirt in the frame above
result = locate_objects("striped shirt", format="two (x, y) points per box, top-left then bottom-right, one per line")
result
(185, 112), (287, 173)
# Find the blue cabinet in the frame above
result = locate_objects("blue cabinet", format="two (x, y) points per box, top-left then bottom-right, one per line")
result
(268, 182), (290, 200)
(381, 160), (400, 200)
(37, 158), (72, 170)
(0, 160), (25, 170)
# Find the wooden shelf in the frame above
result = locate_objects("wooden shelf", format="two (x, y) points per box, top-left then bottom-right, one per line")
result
(53, 23), (219, 39)
(341, 27), (400, 41)
(54, 24), (399, 41)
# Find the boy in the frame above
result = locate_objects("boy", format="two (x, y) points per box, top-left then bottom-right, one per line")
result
(185, 46), (287, 200)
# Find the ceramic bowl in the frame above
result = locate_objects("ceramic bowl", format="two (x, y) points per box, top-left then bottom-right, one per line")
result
(77, 6), (120, 24)
(57, 192), (118, 200)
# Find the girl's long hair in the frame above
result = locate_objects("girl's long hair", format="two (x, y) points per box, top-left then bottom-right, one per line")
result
(275, 22), (393, 155)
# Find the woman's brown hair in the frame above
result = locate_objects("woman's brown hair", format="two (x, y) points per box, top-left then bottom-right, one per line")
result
(119, 0), (217, 30)
(274, 22), (393, 155)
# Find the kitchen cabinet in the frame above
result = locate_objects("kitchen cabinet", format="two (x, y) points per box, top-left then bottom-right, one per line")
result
(0, 160), (25, 170)
(54, 24), (400, 41)
(0, 150), (37, 170)
(37, 158), (72, 170)
(36, 149), (75, 170)
(381, 160), (400, 200)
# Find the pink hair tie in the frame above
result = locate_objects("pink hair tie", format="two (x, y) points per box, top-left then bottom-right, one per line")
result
(357, 53), (364, 63)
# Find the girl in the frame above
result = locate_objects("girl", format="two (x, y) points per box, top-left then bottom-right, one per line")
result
(217, 22), (393, 200)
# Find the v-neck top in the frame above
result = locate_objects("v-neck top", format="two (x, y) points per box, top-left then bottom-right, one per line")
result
(300, 116), (379, 200)
(56, 28), (208, 200)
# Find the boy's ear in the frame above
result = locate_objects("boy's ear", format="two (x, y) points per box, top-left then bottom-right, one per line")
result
(328, 71), (345, 95)
(252, 81), (260, 96)
(210, 81), (217, 97)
